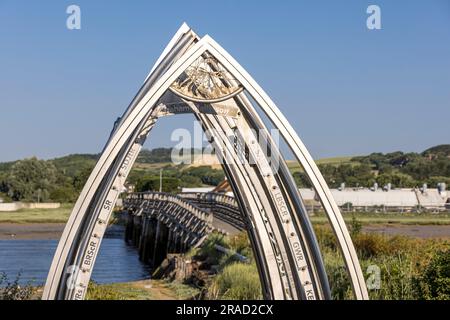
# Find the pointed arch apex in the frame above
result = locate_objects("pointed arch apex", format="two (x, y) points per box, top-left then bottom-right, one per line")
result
(42, 25), (368, 301)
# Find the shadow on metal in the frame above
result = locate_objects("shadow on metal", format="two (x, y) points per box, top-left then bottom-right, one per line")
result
(42, 24), (368, 300)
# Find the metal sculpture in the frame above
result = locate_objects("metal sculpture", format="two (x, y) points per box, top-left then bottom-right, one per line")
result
(43, 23), (369, 300)
(170, 53), (244, 103)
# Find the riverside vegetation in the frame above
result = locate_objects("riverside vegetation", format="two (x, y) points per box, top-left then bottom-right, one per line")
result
(1, 224), (449, 300)
(1, 145), (449, 299)
(185, 224), (449, 300)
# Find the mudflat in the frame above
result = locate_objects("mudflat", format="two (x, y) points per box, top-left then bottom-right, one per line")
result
(0, 223), (449, 240)
(0, 223), (65, 240)
(363, 224), (450, 238)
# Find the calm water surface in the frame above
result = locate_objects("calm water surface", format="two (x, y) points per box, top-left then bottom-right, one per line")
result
(0, 226), (151, 285)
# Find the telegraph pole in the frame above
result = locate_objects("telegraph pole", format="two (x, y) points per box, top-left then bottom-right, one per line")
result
(159, 169), (162, 192)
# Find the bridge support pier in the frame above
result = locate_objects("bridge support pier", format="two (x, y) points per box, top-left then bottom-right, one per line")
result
(153, 220), (169, 267)
(144, 218), (157, 264)
(139, 217), (158, 264)
(175, 234), (184, 253)
(125, 212), (133, 242)
(167, 229), (176, 253)
(179, 233), (186, 253)
(138, 216), (148, 259)
(132, 215), (142, 247)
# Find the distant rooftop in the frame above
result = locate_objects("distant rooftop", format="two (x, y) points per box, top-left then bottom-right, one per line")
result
(181, 184), (448, 209)
(300, 188), (447, 208)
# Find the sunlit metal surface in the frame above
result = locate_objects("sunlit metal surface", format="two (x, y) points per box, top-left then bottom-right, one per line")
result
(170, 53), (243, 103)
(43, 24), (368, 300)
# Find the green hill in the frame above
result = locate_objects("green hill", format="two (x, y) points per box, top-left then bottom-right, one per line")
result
(0, 161), (16, 174)
(422, 144), (450, 157)
(50, 153), (99, 178)
(286, 156), (356, 173)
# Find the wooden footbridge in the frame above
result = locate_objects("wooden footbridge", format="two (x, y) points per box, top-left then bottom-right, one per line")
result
(123, 192), (244, 267)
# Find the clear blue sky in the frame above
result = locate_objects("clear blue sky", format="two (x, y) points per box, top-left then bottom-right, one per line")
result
(0, 0), (449, 162)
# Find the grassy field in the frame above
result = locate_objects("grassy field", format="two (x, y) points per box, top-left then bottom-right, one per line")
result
(286, 156), (356, 173)
(0, 204), (73, 223)
(132, 156), (357, 173)
(1, 204), (449, 225)
(132, 162), (175, 170)
(310, 211), (450, 225)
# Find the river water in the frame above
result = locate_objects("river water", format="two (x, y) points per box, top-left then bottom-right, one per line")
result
(0, 226), (151, 286)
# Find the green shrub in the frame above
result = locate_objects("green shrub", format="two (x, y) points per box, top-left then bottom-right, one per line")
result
(353, 233), (415, 259)
(227, 232), (254, 260)
(181, 166), (224, 186)
(135, 176), (180, 193)
(201, 233), (228, 264)
(413, 249), (450, 300)
(86, 281), (123, 300)
(49, 185), (77, 202)
(314, 225), (339, 251)
(0, 272), (35, 300)
(370, 253), (416, 300)
(349, 214), (362, 238)
(324, 249), (419, 300)
(0, 192), (12, 203)
(200, 226), (449, 300)
(207, 263), (262, 300)
(322, 248), (353, 300)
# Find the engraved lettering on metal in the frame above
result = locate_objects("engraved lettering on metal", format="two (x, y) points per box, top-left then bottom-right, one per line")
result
(43, 24), (368, 301)
(82, 238), (99, 271)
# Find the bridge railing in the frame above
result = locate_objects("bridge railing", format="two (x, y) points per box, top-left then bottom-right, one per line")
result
(124, 192), (231, 235)
(178, 192), (238, 207)
(177, 192), (245, 230)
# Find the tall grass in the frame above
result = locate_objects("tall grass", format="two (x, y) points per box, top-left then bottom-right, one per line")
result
(204, 227), (449, 300)
(86, 282), (124, 300)
(315, 225), (450, 300)
(186, 231), (253, 266)
(207, 263), (262, 300)
(0, 272), (36, 300)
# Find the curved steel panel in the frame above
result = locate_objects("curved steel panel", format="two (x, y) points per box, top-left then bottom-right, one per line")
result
(43, 24), (368, 300)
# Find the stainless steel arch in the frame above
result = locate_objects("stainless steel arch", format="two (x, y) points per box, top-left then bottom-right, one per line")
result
(43, 24), (368, 300)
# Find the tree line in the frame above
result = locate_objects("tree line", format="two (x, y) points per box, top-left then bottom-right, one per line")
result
(0, 145), (448, 203)
(294, 145), (450, 189)
(0, 154), (225, 203)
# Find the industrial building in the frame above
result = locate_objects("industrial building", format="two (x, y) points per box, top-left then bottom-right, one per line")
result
(183, 183), (449, 212)
(299, 187), (448, 211)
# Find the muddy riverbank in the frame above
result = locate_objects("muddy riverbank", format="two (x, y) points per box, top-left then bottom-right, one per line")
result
(1, 222), (449, 240)
(0, 223), (65, 240)
(363, 224), (450, 238)
(0, 223), (126, 240)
